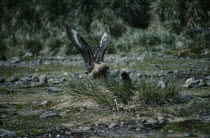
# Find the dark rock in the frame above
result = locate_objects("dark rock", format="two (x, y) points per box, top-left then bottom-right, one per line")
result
(0, 77), (5, 83)
(155, 64), (161, 67)
(109, 71), (119, 78)
(40, 111), (57, 119)
(60, 78), (67, 82)
(0, 129), (16, 137)
(180, 93), (192, 101)
(20, 77), (31, 85)
(39, 75), (48, 83)
(0, 55), (7, 61)
(121, 71), (132, 86)
(202, 116), (210, 123)
(167, 70), (174, 74)
(48, 87), (63, 92)
(11, 57), (21, 63)
(7, 76), (19, 83)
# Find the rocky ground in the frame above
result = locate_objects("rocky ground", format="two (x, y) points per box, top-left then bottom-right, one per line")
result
(0, 52), (210, 137)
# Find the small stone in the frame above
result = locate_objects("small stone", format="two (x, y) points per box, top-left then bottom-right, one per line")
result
(52, 81), (61, 85)
(11, 57), (21, 63)
(94, 122), (100, 127)
(63, 72), (68, 76)
(180, 93), (192, 101)
(183, 77), (200, 88)
(82, 126), (92, 131)
(155, 64), (161, 67)
(109, 71), (119, 78)
(31, 82), (45, 87)
(157, 81), (165, 89)
(168, 130), (174, 133)
(0, 77), (5, 83)
(198, 79), (205, 87)
(37, 59), (42, 64)
(0, 129), (16, 137)
(183, 132), (191, 137)
(59, 111), (68, 117)
(23, 52), (33, 59)
(0, 55), (7, 61)
(48, 87), (63, 92)
(109, 123), (117, 128)
(207, 80), (210, 86)
(39, 75), (48, 83)
(40, 101), (48, 106)
(206, 76), (210, 80)
(39, 111), (57, 119)
(202, 116), (210, 123)
(7, 76), (19, 83)
(20, 77), (31, 85)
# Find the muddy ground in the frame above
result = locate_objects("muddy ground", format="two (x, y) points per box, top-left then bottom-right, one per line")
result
(0, 52), (210, 137)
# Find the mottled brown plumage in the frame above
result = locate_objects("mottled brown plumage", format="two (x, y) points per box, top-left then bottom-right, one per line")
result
(64, 23), (109, 78)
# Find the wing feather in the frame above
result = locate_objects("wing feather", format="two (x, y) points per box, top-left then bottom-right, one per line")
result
(64, 23), (95, 72)
(95, 31), (108, 63)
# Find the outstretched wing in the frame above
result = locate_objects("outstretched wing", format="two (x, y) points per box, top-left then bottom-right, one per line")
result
(95, 31), (108, 63)
(64, 23), (95, 72)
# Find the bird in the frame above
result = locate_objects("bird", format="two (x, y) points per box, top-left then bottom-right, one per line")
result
(120, 71), (132, 87)
(64, 23), (110, 79)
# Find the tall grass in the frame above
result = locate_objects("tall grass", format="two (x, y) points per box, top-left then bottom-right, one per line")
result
(0, 0), (209, 57)
(66, 78), (181, 109)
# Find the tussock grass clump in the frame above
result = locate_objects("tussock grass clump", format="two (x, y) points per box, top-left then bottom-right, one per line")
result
(135, 79), (181, 105)
(66, 78), (181, 109)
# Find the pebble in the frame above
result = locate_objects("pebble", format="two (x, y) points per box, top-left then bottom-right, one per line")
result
(39, 75), (48, 83)
(0, 129), (16, 137)
(23, 52), (33, 59)
(157, 81), (166, 89)
(109, 123), (117, 128)
(183, 132), (191, 137)
(11, 57), (21, 63)
(168, 130), (174, 133)
(7, 76), (19, 83)
(48, 87), (63, 92)
(31, 82), (45, 87)
(39, 111), (57, 119)
(180, 93), (192, 101)
(183, 77), (200, 88)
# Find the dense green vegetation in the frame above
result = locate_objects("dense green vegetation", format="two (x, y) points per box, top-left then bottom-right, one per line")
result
(0, 0), (210, 57)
